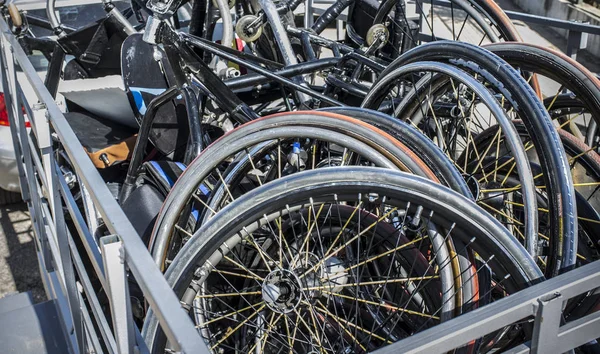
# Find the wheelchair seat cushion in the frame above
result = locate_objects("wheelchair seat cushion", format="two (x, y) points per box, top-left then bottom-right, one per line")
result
(64, 111), (137, 169)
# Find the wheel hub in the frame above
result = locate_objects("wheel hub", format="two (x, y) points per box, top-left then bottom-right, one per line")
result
(481, 182), (508, 210)
(262, 269), (302, 313)
(262, 254), (349, 313)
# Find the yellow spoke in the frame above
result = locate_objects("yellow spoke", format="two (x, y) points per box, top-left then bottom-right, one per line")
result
(213, 269), (263, 281)
(480, 186), (520, 194)
(494, 119), (503, 181)
(558, 112), (583, 130)
(198, 301), (265, 327)
(324, 201), (363, 257)
(470, 128), (502, 177)
(321, 291), (440, 320)
(274, 213), (296, 265)
(174, 224), (193, 238)
(568, 146), (597, 162)
(196, 290), (262, 299)
(500, 160), (518, 187)
(314, 301), (393, 344)
(192, 192), (217, 216)
(293, 202), (325, 268)
(210, 304), (266, 349)
(289, 308), (302, 353)
(247, 312), (282, 353)
(578, 216), (600, 225)
(479, 202), (548, 241)
(342, 235), (428, 273)
(300, 207), (399, 279)
(283, 315), (293, 352)
(246, 149), (263, 187)
(313, 301), (367, 351)
(506, 200), (600, 226)
(215, 169), (235, 203)
(303, 302), (327, 352)
(545, 90), (562, 111)
(306, 275), (439, 291)
(222, 255), (264, 281)
(478, 141), (536, 183)
(293, 307), (324, 350)
(573, 182), (600, 188)
(242, 226), (275, 272)
(428, 99), (450, 155)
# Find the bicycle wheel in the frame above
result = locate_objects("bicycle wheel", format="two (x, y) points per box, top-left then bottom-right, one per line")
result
(142, 167), (543, 353)
(371, 41), (577, 277)
(318, 107), (472, 198)
(485, 42), (600, 140)
(348, 0), (520, 57)
(469, 121), (600, 267)
(361, 60), (539, 258)
(149, 111), (441, 272)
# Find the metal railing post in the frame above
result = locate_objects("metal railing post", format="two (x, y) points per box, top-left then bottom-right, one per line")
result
(566, 28), (586, 61)
(530, 293), (563, 353)
(100, 235), (136, 354)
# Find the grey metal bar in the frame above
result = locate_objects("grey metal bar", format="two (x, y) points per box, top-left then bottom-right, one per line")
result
(503, 9), (600, 35)
(371, 260), (600, 354)
(78, 292), (104, 354)
(530, 293), (563, 353)
(101, 236), (135, 354)
(68, 228), (118, 354)
(56, 166), (107, 287)
(49, 135), (84, 353)
(557, 309), (600, 352)
(0, 16), (209, 354)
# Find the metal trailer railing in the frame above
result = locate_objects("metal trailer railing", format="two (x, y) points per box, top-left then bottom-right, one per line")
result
(3, 4), (600, 354)
(0, 15), (209, 354)
(372, 257), (600, 354)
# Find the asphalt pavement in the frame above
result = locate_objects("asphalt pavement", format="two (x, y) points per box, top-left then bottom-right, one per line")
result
(0, 202), (45, 303)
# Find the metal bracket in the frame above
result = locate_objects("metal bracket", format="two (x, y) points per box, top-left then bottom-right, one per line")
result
(100, 235), (135, 354)
(530, 292), (563, 353)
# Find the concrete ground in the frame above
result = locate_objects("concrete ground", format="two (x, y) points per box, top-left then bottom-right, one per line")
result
(0, 202), (46, 303)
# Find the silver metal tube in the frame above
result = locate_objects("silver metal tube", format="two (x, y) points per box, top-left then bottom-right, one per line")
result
(107, 7), (137, 35)
(215, 0), (233, 49)
(46, 0), (62, 35)
(258, 0), (297, 66)
(258, 0), (309, 103)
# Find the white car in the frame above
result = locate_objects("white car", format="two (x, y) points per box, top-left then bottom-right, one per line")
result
(0, 93), (24, 205)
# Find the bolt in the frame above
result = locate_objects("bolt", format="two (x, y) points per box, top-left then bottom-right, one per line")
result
(410, 206), (423, 230)
(99, 153), (110, 166)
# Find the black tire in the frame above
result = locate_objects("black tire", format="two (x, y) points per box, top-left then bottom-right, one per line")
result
(368, 0), (520, 48)
(149, 111), (441, 271)
(0, 188), (22, 206)
(318, 107), (473, 199)
(485, 42), (600, 123)
(361, 60), (539, 260)
(372, 41), (577, 277)
(142, 167), (544, 353)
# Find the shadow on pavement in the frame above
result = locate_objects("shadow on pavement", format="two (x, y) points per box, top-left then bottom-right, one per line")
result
(0, 202), (46, 303)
